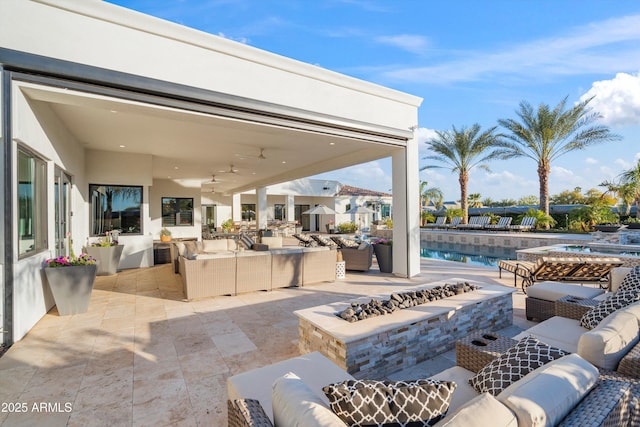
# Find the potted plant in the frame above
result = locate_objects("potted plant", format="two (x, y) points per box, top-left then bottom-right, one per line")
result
(85, 231), (124, 276)
(372, 238), (393, 273)
(160, 228), (172, 242)
(43, 235), (97, 316)
(221, 219), (234, 233)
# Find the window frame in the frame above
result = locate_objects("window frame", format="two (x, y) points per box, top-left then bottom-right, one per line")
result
(89, 184), (143, 236)
(161, 197), (194, 227)
(17, 146), (48, 259)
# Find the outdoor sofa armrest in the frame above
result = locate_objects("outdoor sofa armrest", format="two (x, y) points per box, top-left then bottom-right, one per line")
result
(227, 399), (273, 427)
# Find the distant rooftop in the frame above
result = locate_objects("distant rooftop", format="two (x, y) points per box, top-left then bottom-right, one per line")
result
(337, 184), (391, 197)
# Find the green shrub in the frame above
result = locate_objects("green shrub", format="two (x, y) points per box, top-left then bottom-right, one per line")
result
(337, 222), (358, 233)
(384, 218), (393, 229)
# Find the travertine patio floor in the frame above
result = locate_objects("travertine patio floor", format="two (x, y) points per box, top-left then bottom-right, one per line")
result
(0, 258), (537, 426)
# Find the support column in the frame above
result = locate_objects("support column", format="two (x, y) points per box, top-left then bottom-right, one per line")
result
(232, 193), (242, 223)
(392, 136), (420, 278)
(286, 195), (295, 222)
(256, 187), (268, 230)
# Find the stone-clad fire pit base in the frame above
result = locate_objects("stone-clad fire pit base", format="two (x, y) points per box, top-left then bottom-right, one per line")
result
(295, 279), (514, 379)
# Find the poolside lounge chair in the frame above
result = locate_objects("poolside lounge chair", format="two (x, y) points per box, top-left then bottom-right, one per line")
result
(457, 216), (490, 230)
(310, 234), (338, 247)
(509, 216), (536, 231)
(443, 216), (462, 229)
(423, 216), (447, 228)
(484, 216), (512, 230)
(292, 233), (314, 247)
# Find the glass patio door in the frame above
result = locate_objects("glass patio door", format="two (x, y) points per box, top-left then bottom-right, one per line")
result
(54, 168), (72, 257)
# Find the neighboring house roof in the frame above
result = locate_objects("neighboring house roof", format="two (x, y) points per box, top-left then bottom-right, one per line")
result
(337, 184), (391, 198)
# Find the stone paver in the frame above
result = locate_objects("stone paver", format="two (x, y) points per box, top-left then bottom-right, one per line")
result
(0, 257), (537, 426)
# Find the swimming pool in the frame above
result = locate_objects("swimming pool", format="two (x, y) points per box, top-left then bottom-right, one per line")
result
(548, 244), (640, 257)
(420, 242), (516, 267)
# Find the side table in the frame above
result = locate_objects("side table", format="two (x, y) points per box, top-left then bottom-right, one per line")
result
(555, 295), (600, 320)
(456, 331), (517, 373)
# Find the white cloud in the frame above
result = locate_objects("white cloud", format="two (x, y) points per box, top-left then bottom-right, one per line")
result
(580, 72), (640, 127)
(375, 34), (429, 54)
(378, 14), (640, 84)
(585, 157), (599, 165)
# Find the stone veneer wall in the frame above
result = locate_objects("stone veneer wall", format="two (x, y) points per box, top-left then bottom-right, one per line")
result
(298, 291), (513, 379)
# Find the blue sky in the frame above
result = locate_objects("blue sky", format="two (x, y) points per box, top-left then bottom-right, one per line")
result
(107, 0), (640, 202)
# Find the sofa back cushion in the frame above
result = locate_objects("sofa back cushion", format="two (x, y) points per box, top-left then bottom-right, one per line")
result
(261, 236), (283, 249)
(438, 392), (517, 427)
(202, 239), (229, 252)
(272, 372), (346, 427)
(578, 301), (640, 370)
(497, 354), (598, 427)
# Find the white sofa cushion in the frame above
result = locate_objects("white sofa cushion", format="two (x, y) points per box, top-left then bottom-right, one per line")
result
(526, 281), (604, 301)
(261, 236), (283, 249)
(610, 267), (632, 292)
(202, 239), (230, 252)
(435, 392), (517, 427)
(513, 316), (584, 354)
(429, 366), (478, 413)
(272, 372), (346, 427)
(578, 302), (640, 370)
(497, 354), (598, 427)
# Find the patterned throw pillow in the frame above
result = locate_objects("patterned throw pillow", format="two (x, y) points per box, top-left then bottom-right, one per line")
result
(323, 379), (456, 427)
(617, 266), (640, 293)
(237, 233), (255, 250)
(579, 288), (640, 329)
(468, 335), (568, 396)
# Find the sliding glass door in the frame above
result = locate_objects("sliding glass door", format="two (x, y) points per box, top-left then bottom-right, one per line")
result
(54, 168), (72, 257)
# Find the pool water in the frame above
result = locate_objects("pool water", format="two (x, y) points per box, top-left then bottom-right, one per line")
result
(420, 243), (516, 267)
(553, 244), (640, 257)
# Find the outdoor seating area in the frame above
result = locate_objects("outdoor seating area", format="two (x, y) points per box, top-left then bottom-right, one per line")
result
(423, 215), (533, 231)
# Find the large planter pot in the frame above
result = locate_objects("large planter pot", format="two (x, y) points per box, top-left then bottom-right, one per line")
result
(627, 223), (640, 229)
(86, 245), (124, 276)
(44, 264), (97, 316)
(373, 244), (393, 273)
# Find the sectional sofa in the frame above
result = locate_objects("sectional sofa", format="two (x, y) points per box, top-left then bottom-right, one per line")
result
(175, 239), (337, 299)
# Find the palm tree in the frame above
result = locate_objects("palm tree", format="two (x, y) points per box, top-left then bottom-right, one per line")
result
(468, 193), (483, 208)
(419, 180), (444, 225)
(619, 160), (640, 219)
(498, 96), (620, 216)
(421, 124), (509, 223)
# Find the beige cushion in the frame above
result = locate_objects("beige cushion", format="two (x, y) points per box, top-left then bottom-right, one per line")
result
(512, 316), (584, 354)
(578, 302), (640, 370)
(201, 239), (229, 252)
(429, 366), (478, 413)
(261, 236), (283, 249)
(436, 392), (516, 427)
(226, 239), (238, 251)
(272, 372), (346, 427)
(174, 241), (186, 257)
(526, 281), (604, 301)
(227, 352), (354, 421)
(497, 354), (598, 427)
(610, 267), (633, 292)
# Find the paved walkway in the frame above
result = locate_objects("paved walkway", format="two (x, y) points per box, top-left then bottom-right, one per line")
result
(0, 258), (536, 426)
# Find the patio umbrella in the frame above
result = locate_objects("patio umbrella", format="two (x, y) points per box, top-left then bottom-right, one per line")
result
(302, 205), (338, 215)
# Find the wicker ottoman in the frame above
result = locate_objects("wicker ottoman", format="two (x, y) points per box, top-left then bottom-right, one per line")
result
(456, 331), (517, 373)
(525, 281), (604, 322)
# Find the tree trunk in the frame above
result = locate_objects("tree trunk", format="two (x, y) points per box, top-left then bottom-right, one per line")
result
(420, 195), (424, 226)
(538, 160), (550, 217)
(459, 172), (468, 224)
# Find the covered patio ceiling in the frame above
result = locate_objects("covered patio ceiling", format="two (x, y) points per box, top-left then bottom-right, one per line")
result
(22, 83), (405, 195)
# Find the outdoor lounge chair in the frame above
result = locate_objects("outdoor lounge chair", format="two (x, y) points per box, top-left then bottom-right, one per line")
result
(457, 216), (490, 230)
(509, 216), (537, 231)
(292, 233), (314, 247)
(484, 216), (512, 230)
(309, 234), (338, 247)
(423, 216), (447, 228)
(443, 216), (462, 229)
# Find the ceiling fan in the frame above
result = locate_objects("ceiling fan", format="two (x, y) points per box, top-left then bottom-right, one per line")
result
(235, 148), (267, 161)
(207, 174), (221, 183)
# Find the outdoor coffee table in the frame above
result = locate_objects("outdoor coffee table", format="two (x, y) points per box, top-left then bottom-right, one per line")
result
(455, 331), (517, 373)
(555, 295), (600, 320)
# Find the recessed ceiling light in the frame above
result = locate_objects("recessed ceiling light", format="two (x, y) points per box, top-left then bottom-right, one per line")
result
(110, 110), (117, 113)
(282, 161), (286, 164)
(174, 166), (179, 170)
(252, 172), (257, 175)
(119, 145), (126, 148)
(329, 142), (335, 146)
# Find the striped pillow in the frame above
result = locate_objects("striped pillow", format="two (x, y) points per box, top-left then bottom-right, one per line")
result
(238, 233), (255, 250)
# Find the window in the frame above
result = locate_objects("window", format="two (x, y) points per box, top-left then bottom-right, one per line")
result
(18, 148), (47, 257)
(274, 204), (285, 220)
(241, 204), (256, 220)
(162, 197), (194, 226)
(90, 184), (142, 235)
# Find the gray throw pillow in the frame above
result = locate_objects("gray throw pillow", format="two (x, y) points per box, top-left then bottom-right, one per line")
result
(468, 335), (568, 396)
(323, 379), (456, 426)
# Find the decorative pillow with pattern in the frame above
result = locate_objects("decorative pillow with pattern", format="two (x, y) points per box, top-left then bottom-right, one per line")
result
(322, 379), (456, 427)
(617, 266), (640, 293)
(579, 288), (640, 329)
(238, 233), (255, 250)
(468, 335), (568, 396)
